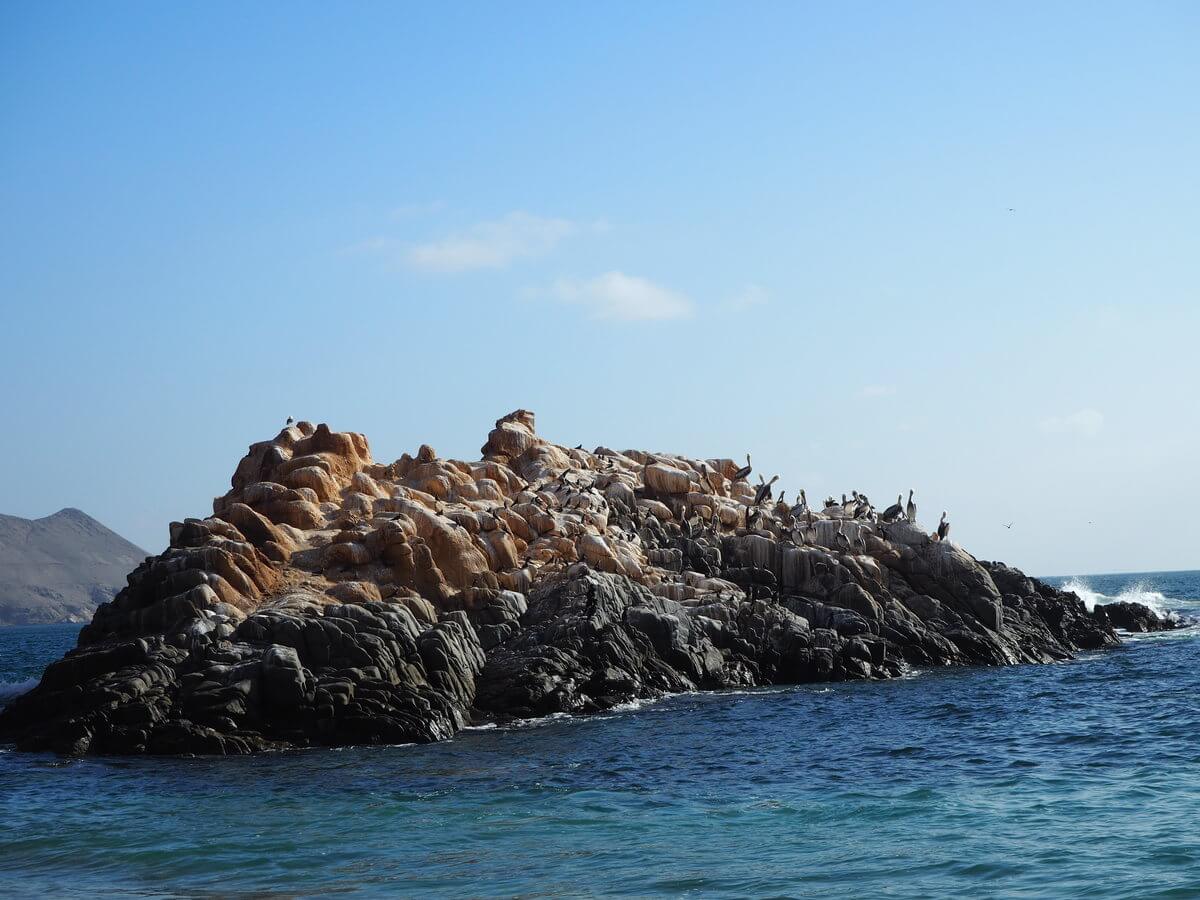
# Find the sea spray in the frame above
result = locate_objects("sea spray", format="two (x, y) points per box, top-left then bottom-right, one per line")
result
(1061, 577), (1177, 617)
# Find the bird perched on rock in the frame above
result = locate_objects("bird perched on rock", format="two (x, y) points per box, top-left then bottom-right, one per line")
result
(835, 521), (851, 552)
(734, 454), (752, 481)
(881, 494), (904, 522)
(936, 511), (951, 541)
(854, 497), (873, 520)
(754, 475), (779, 506)
(906, 490), (917, 524)
(286, 416), (294, 426)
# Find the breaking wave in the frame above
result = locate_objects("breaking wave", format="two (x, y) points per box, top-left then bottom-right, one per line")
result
(1061, 578), (1175, 617)
(0, 677), (37, 708)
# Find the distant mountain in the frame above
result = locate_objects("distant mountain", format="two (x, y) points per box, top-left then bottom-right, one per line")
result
(0, 509), (147, 626)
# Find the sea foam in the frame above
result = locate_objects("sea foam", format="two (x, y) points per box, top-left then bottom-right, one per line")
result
(1061, 578), (1175, 617)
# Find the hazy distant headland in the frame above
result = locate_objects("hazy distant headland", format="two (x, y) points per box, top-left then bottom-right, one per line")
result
(0, 508), (147, 626)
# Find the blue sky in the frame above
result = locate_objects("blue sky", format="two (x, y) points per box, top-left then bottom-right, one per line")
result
(1, 2), (1197, 576)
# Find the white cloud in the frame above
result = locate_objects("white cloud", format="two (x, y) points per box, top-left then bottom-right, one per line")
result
(860, 384), (898, 398)
(1040, 408), (1104, 437)
(403, 212), (580, 271)
(728, 283), (769, 309)
(550, 272), (693, 321)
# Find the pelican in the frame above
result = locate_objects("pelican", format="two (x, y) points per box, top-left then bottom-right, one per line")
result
(734, 454), (753, 481)
(286, 416), (294, 426)
(834, 521), (851, 552)
(881, 494), (904, 522)
(754, 475), (779, 506)
(776, 497), (792, 523)
(906, 490), (916, 524)
(799, 489), (808, 511)
(843, 493), (858, 518)
(936, 511), (950, 541)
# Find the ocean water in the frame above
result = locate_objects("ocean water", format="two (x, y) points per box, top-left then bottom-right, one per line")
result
(2, 571), (1199, 898)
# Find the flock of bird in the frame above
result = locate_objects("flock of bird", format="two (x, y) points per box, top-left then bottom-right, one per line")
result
(675, 451), (953, 553)
(282, 418), (957, 564)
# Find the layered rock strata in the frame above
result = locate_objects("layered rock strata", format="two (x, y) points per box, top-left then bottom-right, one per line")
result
(0, 411), (1166, 755)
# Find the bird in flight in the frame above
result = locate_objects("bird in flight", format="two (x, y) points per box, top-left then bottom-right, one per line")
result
(1003, 522), (1013, 529)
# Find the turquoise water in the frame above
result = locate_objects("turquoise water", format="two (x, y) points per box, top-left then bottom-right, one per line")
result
(2, 570), (1199, 898)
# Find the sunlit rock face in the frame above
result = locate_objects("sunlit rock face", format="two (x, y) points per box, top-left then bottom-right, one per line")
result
(0, 410), (1143, 756)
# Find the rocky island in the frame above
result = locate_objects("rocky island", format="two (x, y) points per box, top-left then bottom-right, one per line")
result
(0, 411), (1177, 756)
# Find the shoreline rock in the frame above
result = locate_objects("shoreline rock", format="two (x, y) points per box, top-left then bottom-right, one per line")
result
(0, 411), (1177, 756)
(1092, 600), (1181, 634)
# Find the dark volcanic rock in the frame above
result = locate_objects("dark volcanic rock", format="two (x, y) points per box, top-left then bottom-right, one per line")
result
(0, 412), (1130, 756)
(1092, 601), (1179, 633)
(477, 573), (726, 716)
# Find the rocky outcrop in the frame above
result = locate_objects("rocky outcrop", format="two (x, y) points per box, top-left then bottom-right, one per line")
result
(1092, 601), (1180, 634)
(0, 411), (1157, 756)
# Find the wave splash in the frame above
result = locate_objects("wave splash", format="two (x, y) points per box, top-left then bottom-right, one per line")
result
(1061, 578), (1177, 617)
(0, 677), (37, 708)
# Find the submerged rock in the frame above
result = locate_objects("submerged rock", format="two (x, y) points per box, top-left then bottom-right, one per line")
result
(0, 411), (1129, 756)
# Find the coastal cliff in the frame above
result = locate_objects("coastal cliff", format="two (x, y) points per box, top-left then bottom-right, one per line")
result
(0, 412), (1168, 755)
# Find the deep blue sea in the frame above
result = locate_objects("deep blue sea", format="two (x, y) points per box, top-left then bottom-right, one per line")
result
(2, 570), (1199, 898)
